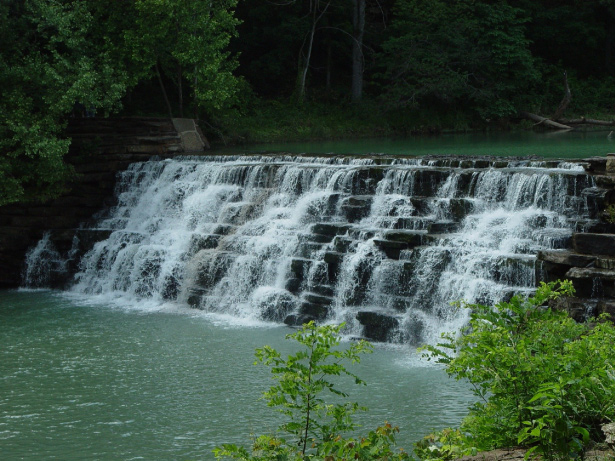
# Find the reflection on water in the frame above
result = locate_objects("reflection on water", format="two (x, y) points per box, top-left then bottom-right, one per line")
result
(0, 290), (473, 460)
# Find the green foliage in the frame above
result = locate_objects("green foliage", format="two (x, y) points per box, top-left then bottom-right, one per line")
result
(214, 322), (410, 460)
(606, 204), (615, 224)
(0, 0), (128, 205)
(420, 280), (615, 460)
(125, 0), (241, 114)
(414, 428), (477, 461)
(0, 0), (241, 205)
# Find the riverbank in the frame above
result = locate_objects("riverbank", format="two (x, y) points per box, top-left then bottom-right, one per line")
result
(206, 99), (615, 147)
(207, 100), (487, 146)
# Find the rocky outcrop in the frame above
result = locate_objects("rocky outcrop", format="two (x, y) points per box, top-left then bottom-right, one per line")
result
(0, 117), (206, 288)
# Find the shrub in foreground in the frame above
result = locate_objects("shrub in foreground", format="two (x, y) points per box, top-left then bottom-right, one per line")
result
(214, 322), (410, 460)
(420, 280), (615, 460)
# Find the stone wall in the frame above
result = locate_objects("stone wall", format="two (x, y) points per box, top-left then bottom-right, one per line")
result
(0, 117), (207, 288)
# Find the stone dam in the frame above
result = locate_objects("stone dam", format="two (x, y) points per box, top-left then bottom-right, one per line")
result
(15, 151), (615, 344)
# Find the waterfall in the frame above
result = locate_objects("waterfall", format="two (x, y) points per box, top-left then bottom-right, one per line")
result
(23, 155), (598, 344)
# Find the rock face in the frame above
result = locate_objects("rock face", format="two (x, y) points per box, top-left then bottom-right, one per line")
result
(0, 117), (205, 288)
(12, 152), (615, 344)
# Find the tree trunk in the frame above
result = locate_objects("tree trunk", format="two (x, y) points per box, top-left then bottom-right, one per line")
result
(178, 64), (184, 118)
(351, 0), (365, 102)
(296, 1), (331, 103)
(552, 71), (571, 121)
(156, 60), (173, 118)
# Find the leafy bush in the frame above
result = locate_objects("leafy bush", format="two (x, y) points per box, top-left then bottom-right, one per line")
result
(214, 322), (410, 460)
(421, 280), (615, 460)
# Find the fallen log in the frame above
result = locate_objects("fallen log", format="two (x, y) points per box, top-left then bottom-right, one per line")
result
(557, 117), (615, 126)
(519, 111), (573, 130)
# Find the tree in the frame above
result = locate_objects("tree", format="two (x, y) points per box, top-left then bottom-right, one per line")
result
(214, 322), (410, 460)
(379, 0), (539, 119)
(0, 0), (241, 206)
(122, 0), (241, 117)
(351, 0), (366, 102)
(0, 0), (131, 206)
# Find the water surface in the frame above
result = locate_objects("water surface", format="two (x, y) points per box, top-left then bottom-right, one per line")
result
(0, 290), (473, 460)
(215, 131), (615, 158)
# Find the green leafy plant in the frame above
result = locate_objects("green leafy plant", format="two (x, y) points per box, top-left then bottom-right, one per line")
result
(421, 280), (615, 460)
(605, 204), (615, 224)
(214, 322), (410, 460)
(414, 428), (477, 461)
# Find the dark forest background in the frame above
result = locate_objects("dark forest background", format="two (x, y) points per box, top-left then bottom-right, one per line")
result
(3, 0), (615, 204)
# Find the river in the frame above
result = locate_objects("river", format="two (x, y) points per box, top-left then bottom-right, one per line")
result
(0, 290), (472, 460)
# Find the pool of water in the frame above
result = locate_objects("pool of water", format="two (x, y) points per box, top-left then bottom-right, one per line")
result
(0, 290), (473, 460)
(214, 131), (615, 158)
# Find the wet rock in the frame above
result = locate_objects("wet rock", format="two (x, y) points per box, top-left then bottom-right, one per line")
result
(342, 167), (385, 194)
(284, 313), (317, 327)
(448, 198), (474, 221)
(356, 311), (400, 342)
(331, 236), (354, 253)
(256, 290), (297, 322)
(391, 217), (429, 230)
(428, 221), (459, 233)
(296, 242), (323, 258)
(188, 233), (220, 254)
(384, 230), (425, 247)
(211, 224), (236, 236)
(311, 223), (351, 237)
(597, 300), (615, 321)
(298, 301), (330, 320)
(303, 292), (333, 306)
(323, 251), (344, 279)
(73, 229), (113, 254)
(340, 196), (372, 222)
(310, 284), (335, 297)
(549, 297), (598, 322)
(565, 267), (615, 298)
(372, 239), (407, 259)
(192, 250), (233, 288)
(290, 258), (312, 280)
(284, 277), (301, 294)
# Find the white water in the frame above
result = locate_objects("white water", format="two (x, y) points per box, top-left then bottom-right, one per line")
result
(24, 155), (597, 344)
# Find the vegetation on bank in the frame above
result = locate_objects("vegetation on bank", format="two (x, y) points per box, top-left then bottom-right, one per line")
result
(216, 281), (615, 460)
(418, 280), (615, 461)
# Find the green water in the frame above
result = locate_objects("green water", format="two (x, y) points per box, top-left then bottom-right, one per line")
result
(215, 131), (615, 158)
(0, 290), (473, 460)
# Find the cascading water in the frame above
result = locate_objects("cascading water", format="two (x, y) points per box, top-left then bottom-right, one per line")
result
(23, 155), (599, 344)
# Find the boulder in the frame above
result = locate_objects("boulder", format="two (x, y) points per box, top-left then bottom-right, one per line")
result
(356, 311), (400, 342)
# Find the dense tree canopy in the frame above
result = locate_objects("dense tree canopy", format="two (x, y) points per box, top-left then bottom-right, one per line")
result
(233, 0), (615, 116)
(0, 0), (239, 206)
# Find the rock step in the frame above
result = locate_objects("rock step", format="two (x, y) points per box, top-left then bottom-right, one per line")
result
(573, 233), (615, 257)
